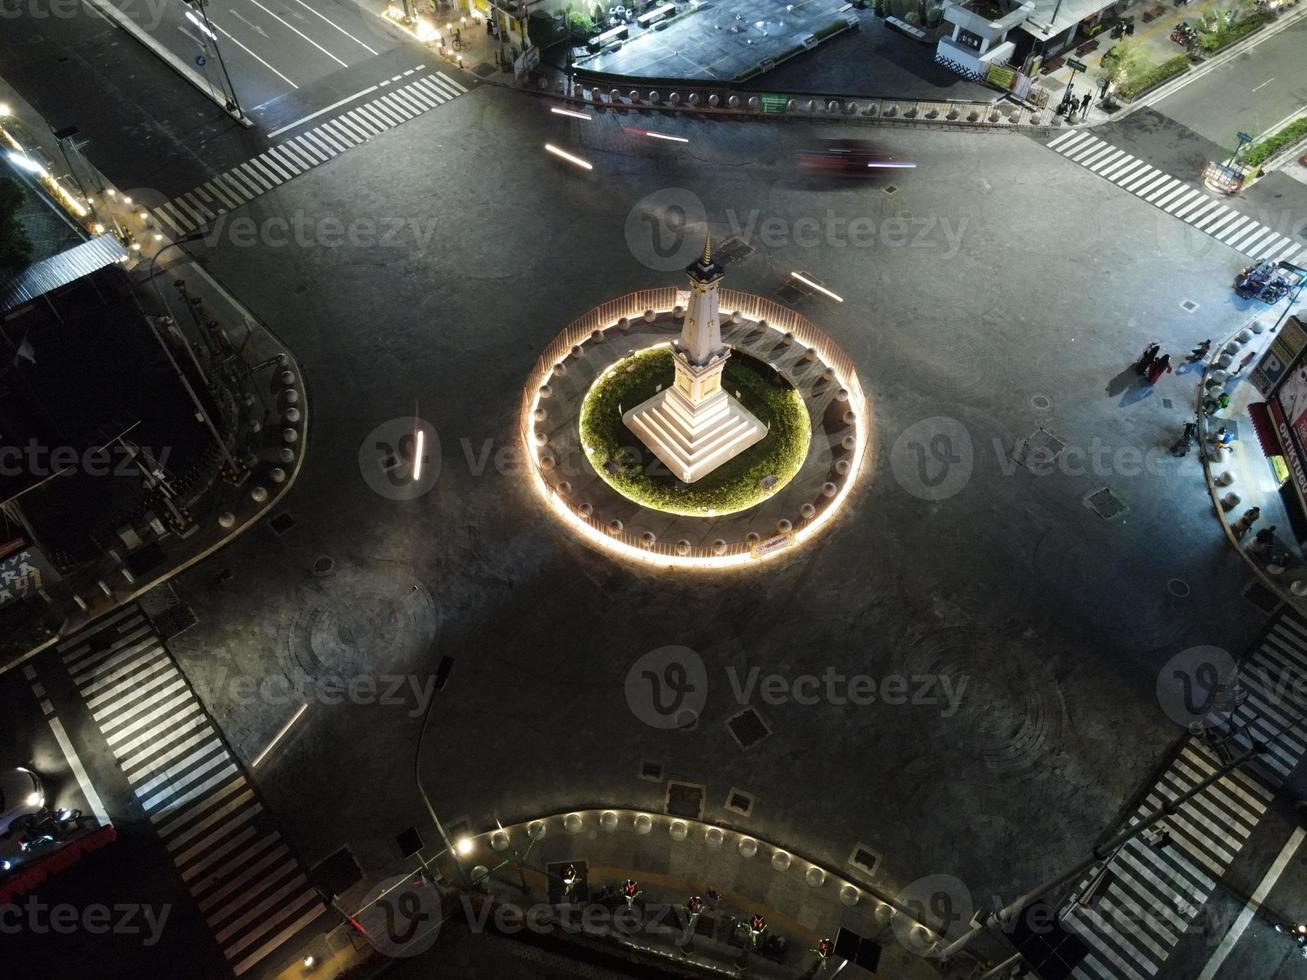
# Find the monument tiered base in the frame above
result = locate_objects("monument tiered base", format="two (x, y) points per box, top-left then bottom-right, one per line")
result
(623, 385), (766, 484)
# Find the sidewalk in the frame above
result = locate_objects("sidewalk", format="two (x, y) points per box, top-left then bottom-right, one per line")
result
(1068, 0), (1307, 125)
(0, 77), (308, 673)
(1195, 299), (1307, 615)
(284, 808), (979, 979)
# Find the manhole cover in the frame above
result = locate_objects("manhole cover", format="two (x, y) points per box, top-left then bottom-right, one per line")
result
(1166, 578), (1191, 598)
(1243, 581), (1280, 613)
(1085, 487), (1127, 519)
(291, 586), (439, 675)
(1181, 299), (1200, 313)
(716, 236), (756, 265)
(473, 62), (496, 78)
(665, 781), (705, 819)
(639, 760), (663, 782)
(725, 788), (754, 817)
(269, 512), (296, 536)
(884, 185), (898, 195)
(726, 707), (771, 750)
(1162, 398), (1173, 409)
(313, 555), (335, 576)
(1012, 428), (1067, 469)
(848, 843), (882, 878)
(1029, 394), (1052, 411)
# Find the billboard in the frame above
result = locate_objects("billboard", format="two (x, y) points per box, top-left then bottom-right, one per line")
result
(1252, 316), (1307, 394)
(1275, 354), (1307, 451)
(0, 538), (60, 608)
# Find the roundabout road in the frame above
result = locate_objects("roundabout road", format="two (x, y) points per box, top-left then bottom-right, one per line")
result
(154, 83), (1293, 961)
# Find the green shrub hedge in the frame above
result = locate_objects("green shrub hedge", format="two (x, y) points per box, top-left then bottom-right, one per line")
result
(1246, 117), (1307, 167)
(1118, 55), (1189, 100)
(1198, 11), (1269, 52)
(579, 347), (811, 516)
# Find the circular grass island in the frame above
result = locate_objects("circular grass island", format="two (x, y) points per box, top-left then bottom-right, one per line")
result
(579, 345), (811, 517)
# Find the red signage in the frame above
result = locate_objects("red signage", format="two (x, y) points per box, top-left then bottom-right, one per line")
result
(1268, 398), (1307, 507)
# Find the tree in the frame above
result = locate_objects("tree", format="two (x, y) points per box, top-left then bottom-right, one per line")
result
(567, 9), (593, 37)
(0, 178), (32, 280)
(1101, 36), (1146, 86)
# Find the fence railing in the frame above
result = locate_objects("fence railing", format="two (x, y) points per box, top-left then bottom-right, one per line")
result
(519, 289), (867, 563)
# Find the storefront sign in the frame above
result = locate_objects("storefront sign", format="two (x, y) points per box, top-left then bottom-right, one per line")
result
(1268, 399), (1307, 507)
(1257, 318), (1307, 395)
(0, 540), (60, 608)
(986, 64), (1017, 89)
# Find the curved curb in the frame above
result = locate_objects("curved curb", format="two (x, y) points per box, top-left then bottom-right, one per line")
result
(1196, 316), (1307, 613)
(520, 290), (871, 569)
(453, 806), (958, 961)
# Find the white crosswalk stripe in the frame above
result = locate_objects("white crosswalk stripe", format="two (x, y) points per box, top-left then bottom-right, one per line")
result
(1064, 610), (1307, 980)
(153, 70), (469, 234)
(58, 608), (323, 975)
(1047, 129), (1305, 265)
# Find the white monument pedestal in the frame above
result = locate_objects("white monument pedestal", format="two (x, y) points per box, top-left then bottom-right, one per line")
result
(623, 237), (767, 484)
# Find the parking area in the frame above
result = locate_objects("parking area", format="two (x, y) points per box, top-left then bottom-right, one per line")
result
(578, 0), (856, 81)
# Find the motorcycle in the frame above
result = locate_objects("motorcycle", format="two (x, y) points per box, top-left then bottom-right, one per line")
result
(1170, 22), (1195, 44)
(1234, 260), (1273, 298)
(14, 806), (84, 854)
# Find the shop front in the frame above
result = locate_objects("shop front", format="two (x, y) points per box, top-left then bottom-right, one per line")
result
(1252, 316), (1307, 540)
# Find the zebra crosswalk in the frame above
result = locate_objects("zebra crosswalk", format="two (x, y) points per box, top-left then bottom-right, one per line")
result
(58, 605), (324, 976)
(1045, 129), (1305, 266)
(1063, 610), (1307, 980)
(154, 68), (469, 236)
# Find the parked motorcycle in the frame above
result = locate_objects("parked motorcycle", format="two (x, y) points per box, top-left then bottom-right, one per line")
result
(1170, 21), (1195, 44)
(14, 806), (84, 854)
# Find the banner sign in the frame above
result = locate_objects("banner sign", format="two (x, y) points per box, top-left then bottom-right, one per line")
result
(1253, 317), (1307, 395)
(0, 540), (60, 608)
(1269, 398), (1307, 509)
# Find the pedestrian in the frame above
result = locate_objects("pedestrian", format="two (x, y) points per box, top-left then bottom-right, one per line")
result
(1146, 352), (1173, 384)
(1137, 341), (1161, 374)
(1099, 76), (1110, 98)
(1251, 525), (1277, 553)
(1189, 339), (1212, 361)
(1234, 506), (1261, 539)
(1213, 426), (1234, 447)
(1233, 350), (1258, 375)
(1203, 391), (1230, 415)
(1080, 91), (1092, 118)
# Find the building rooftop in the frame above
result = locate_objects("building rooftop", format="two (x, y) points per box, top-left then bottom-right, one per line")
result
(1020, 0), (1112, 40)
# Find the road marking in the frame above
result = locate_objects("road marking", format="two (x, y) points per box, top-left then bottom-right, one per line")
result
(287, 0), (378, 54)
(47, 716), (111, 826)
(226, 8), (269, 38)
(1251, 77), (1275, 93)
(211, 19), (298, 88)
(246, 0), (348, 67)
(266, 81), (379, 138)
(1197, 828), (1305, 980)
